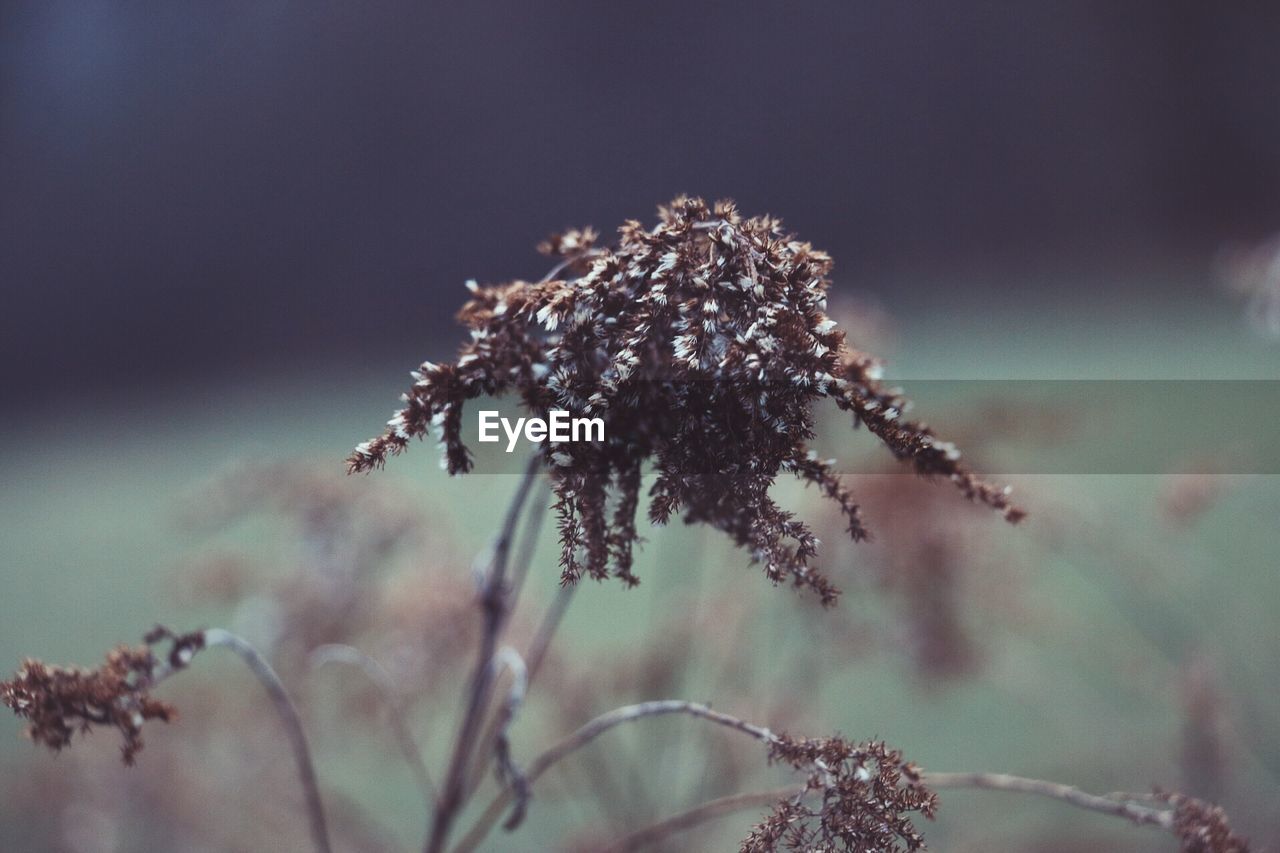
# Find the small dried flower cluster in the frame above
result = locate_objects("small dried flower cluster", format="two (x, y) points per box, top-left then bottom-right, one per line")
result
(741, 735), (937, 852)
(349, 197), (1021, 602)
(1157, 791), (1251, 853)
(1, 628), (203, 764)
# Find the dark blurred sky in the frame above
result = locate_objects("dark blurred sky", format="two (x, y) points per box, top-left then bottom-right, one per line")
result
(3, 2), (1280, 405)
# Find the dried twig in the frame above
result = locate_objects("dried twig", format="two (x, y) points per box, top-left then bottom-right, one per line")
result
(451, 697), (1243, 853)
(490, 647), (530, 831)
(2, 627), (332, 853)
(426, 453), (542, 853)
(451, 700), (776, 852)
(462, 482), (550, 801)
(602, 786), (805, 852)
(923, 772), (1174, 830)
(203, 628), (333, 853)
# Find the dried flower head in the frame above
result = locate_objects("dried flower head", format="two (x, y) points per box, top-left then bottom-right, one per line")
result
(741, 735), (937, 852)
(1, 629), (203, 764)
(1157, 791), (1251, 853)
(350, 197), (1021, 602)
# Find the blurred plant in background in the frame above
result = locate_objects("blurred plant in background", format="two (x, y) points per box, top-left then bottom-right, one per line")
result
(1217, 236), (1280, 341)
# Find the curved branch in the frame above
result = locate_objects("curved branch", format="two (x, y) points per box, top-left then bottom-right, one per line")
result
(923, 772), (1174, 830)
(597, 772), (1181, 851)
(450, 700), (776, 852)
(204, 628), (332, 853)
(451, 698), (1201, 853)
(602, 786), (804, 852)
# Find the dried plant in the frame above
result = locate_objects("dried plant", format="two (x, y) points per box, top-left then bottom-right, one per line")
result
(741, 736), (937, 853)
(349, 196), (1022, 603)
(0, 629), (201, 765)
(4, 199), (1265, 853)
(3, 626), (334, 852)
(1158, 791), (1251, 853)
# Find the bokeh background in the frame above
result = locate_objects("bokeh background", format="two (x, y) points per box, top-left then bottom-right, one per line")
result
(3, 2), (1280, 850)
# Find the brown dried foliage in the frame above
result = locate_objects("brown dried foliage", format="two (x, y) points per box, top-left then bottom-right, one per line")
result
(1, 629), (203, 765)
(349, 196), (1021, 603)
(741, 736), (937, 853)
(1158, 791), (1251, 853)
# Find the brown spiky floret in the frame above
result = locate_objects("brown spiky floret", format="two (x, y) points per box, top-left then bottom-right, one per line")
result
(0, 629), (203, 764)
(349, 196), (1022, 602)
(1157, 791), (1251, 853)
(741, 735), (937, 852)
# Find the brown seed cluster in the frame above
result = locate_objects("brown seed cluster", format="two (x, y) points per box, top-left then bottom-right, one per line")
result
(1158, 791), (1251, 853)
(349, 197), (1022, 602)
(1, 629), (203, 765)
(741, 735), (937, 852)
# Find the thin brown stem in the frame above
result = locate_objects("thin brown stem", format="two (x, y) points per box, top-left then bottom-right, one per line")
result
(597, 772), (1181, 851)
(489, 648), (531, 831)
(602, 786), (804, 852)
(923, 771), (1175, 831)
(450, 700), (776, 853)
(426, 453), (542, 853)
(460, 485), (549, 801)
(450, 695), (1199, 853)
(537, 248), (604, 283)
(204, 628), (332, 853)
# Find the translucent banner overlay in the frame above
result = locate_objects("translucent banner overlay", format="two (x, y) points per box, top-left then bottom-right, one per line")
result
(444, 380), (1280, 475)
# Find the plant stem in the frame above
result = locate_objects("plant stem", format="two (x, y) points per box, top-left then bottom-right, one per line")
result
(451, 697), (1194, 853)
(601, 786), (804, 852)
(594, 774), (1180, 850)
(460, 482), (551, 800)
(425, 453), (542, 853)
(450, 700), (776, 852)
(923, 772), (1175, 831)
(204, 628), (333, 853)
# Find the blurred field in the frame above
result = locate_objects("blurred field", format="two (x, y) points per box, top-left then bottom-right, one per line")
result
(2, 289), (1279, 851)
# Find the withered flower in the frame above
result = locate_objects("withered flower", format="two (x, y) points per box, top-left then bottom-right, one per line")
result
(741, 735), (937, 852)
(350, 197), (1021, 602)
(1157, 791), (1251, 853)
(1, 629), (203, 765)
